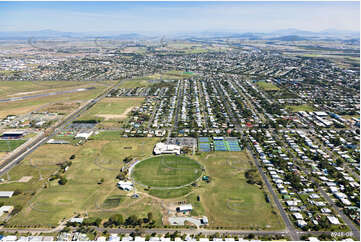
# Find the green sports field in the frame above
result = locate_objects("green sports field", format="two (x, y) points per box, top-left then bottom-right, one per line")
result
(256, 81), (280, 91)
(131, 155), (202, 188)
(286, 104), (314, 112)
(0, 140), (26, 152)
(4, 137), (161, 227)
(190, 151), (284, 230)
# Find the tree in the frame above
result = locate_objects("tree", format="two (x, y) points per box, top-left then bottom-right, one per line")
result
(116, 172), (127, 180)
(10, 205), (23, 215)
(61, 227), (71, 233)
(98, 178), (104, 184)
(246, 234), (255, 239)
(125, 215), (138, 226)
(109, 214), (123, 226)
(58, 177), (68, 185)
(123, 156), (133, 163)
(13, 189), (22, 196)
(147, 212), (153, 221)
(84, 217), (102, 227)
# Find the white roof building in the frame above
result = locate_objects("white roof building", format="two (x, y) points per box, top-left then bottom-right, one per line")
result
(108, 234), (120, 242)
(297, 220), (307, 228)
(154, 143), (181, 155)
(75, 131), (93, 140)
(0, 206), (13, 217)
(327, 215), (340, 225)
(1, 235), (17, 241)
(286, 200), (298, 206)
(308, 237), (320, 242)
(117, 181), (133, 191)
(177, 204), (193, 212)
(340, 198), (352, 206)
(321, 208), (332, 214)
(0, 191), (14, 198)
(97, 236), (107, 242)
(293, 213), (303, 220)
(69, 217), (84, 223)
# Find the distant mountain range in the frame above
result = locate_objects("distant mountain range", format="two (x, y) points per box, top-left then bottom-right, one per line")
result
(0, 29), (148, 40)
(0, 28), (359, 42)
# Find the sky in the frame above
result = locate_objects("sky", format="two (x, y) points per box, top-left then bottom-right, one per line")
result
(0, 1), (359, 34)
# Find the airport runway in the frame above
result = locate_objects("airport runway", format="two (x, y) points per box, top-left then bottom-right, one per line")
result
(0, 87), (96, 103)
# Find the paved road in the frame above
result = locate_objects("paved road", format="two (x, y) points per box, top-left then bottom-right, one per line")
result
(213, 80), (241, 132)
(0, 225), (342, 240)
(172, 79), (184, 133)
(247, 144), (299, 241)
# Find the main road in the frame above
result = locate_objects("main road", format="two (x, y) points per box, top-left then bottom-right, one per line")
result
(246, 143), (299, 241)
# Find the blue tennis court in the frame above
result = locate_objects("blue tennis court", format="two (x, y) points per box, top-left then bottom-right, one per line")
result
(212, 138), (241, 152)
(199, 137), (210, 142)
(198, 137), (212, 152)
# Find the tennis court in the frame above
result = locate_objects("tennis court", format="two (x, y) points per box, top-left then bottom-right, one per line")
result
(213, 139), (241, 152)
(198, 137), (212, 152)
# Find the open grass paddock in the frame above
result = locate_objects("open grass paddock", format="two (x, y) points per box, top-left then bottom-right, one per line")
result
(256, 81), (280, 91)
(4, 137), (161, 227)
(0, 140), (26, 152)
(78, 97), (144, 121)
(190, 151), (284, 230)
(0, 83), (111, 119)
(2, 128), (283, 230)
(132, 155), (202, 188)
(286, 104), (315, 112)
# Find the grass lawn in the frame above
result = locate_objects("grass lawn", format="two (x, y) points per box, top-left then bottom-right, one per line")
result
(286, 104), (314, 112)
(256, 81), (280, 91)
(102, 195), (126, 209)
(190, 151), (284, 230)
(88, 195), (164, 227)
(0, 152), (6, 160)
(118, 79), (151, 88)
(92, 131), (123, 140)
(342, 114), (360, 120)
(147, 71), (194, 80)
(3, 135), (283, 230)
(0, 144), (79, 227)
(131, 155), (202, 188)
(0, 140), (26, 152)
(6, 137), (160, 227)
(148, 186), (192, 199)
(117, 71), (194, 89)
(77, 97), (144, 121)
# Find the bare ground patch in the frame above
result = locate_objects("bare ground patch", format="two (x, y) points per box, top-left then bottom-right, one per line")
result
(95, 106), (134, 120)
(18, 176), (33, 183)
